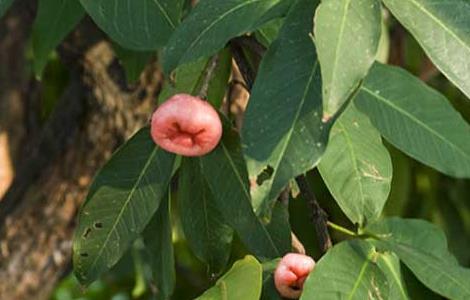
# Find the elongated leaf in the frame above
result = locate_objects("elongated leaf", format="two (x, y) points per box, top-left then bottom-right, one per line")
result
(197, 256), (263, 300)
(113, 45), (153, 83)
(143, 194), (175, 300)
(0, 0), (13, 19)
(301, 240), (389, 299)
(376, 252), (410, 300)
(178, 157), (233, 274)
(355, 63), (470, 178)
(80, 0), (182, 50)
(382, 0), (470, 99)
(242, 0), (326, 220)
(73, 128), (175, 285)
(367, 218), (470, 300)
(200, 122), (281, 259)
(315, 0), (381, 119)
(264, 201), (291, 255)
(32, 0), (85, 77)
(162, 0), (283, 73)
(318, 103), (392, 226)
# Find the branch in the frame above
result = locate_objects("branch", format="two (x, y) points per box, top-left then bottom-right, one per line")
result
(295, 175), (332, 253)
(197, 54), (219, 100)
(229, 41), (256, 90)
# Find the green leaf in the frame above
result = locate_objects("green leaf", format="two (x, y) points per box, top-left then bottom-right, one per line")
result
(367, 218), (470, 300)
(162, 0), (283, 73)
(301, 240), (389, 299)
(242, 0), (326, 220)
(264, 201), (291, 255)
(159, 48), (232, 108)
(382, 0), (470, 99)
(200, 122), (280, 259)
(178, 157), (233, 274)
(143, 193), (175, 300)
(113, 45), (153, 83)
(0, 0), (14, 19)
(255, 18), (284, 47)
(80, 0), (182, 50)
(314, 0), (382, 119)
(376, 252), (410, 300)
(73, 127), (176, 285)
(318, 103), (392, 226)
(196, 256), (263, 300)
(32, 0), (85, 78)
(355, 63), (470, 178)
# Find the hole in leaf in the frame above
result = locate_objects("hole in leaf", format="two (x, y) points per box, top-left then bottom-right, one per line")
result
(256, 165), (274, 186)
(94, 222), (103, 229)
(82, 228), (92, 239)
(80, 252), (89, 257)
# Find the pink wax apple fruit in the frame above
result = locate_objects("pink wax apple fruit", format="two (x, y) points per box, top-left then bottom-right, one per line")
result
(150, 94), (223, 156)
(274, 253), (316, 299)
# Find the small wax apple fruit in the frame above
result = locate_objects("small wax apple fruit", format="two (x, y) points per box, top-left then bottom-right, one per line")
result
(150, 94), (222, 156)
(274, 253), (316, 299)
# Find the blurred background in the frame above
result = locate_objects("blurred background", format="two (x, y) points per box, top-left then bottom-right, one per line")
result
(0, 2), (469, 299)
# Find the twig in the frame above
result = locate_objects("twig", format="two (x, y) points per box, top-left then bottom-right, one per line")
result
(232, 36), (267, 58)
(295, 175), (332, 253)
(197, 54), (219, 100)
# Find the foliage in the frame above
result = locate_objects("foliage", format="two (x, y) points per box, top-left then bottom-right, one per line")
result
(2, 0), (470, 298)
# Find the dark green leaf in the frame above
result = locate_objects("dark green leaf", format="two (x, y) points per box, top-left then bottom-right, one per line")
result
(0, 0), (14, 19)
(178, 157), (233, 274)
(264, 201), (291, 255)
(367, 218), (470, 300)
(80, 0), (182, 50)
(73, 127), (175, 285)
(356, 63), (470, 178)
(242, 0), (326, 220)
(255, 18), (283, 47)
(113, 45), (153, 83)
(32, 0), (85, 77)
(162, 0), (284, 73)
(382, 0), (470, 99)
(196, 256), (263, 300)
(318, 103), (392, 226)
(143, 193), (175, 300)
(200, 122), (280, 259)
(314, 0), (382, 118)
(301, 240), (389, 299)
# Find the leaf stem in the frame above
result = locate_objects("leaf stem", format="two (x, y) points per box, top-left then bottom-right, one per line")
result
(327, 221), (357, 237)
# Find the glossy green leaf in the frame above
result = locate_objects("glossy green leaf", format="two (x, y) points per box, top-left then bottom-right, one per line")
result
(32, 0), (85, 78)
(356, 63), (470, 178)
(376, 252), (410, 300)
(0, 0), (14, 19)
(301, 240), (389, 299)
(143, 194), (175, 300)
(73, 127), (176, 285)
(80, 0), (182, 50)
(315, 0), (381, 119)
(382, 0), (470, 99)
(242, 0), (326, 220)
(367, 218), (470, 300)
(200, 122), (280, 259)
(178, 157), (233, 274)
(264, 201), (291, 255)
(159, 48), (232, 108)
(162, 0), (284, 73)
(318, 103), (392, 226)
(113, 45), (153, 83)
(197, 256), (263, 300)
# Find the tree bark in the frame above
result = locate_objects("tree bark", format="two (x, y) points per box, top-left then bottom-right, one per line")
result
(0, 2), (163, 299)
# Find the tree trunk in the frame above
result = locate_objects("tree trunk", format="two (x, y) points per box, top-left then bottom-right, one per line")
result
(0, 2), (162, 299)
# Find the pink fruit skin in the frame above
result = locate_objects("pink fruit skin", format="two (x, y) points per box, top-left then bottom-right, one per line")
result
(274, 253), (316, 299)
(151, 94), (222, 156)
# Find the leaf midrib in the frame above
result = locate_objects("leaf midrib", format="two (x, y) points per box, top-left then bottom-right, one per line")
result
(361, 86), (470, 162)
(86, 147), (159, 274)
